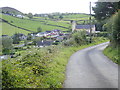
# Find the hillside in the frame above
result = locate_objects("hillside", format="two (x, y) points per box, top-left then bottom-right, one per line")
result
(1, 22), (31, 36)
(0, 7), (23, 15)
(1, 13), (70, 36)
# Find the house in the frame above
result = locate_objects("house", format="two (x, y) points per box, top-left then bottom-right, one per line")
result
(36, 32), (47, 37)
(16, 15), (25, 18)
(75, 25), (96, 33)
(12, 33), (27, 40)
(72, 20), (96, 33)
(18, 33), (27, 40)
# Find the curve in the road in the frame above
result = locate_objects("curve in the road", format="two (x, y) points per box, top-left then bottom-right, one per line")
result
(64, 42), (118, 88)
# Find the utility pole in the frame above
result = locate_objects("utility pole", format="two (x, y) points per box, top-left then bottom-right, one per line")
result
(89, 2), (92, 43)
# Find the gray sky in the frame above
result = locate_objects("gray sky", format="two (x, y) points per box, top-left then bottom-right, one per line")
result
(0, 0), (98, 14)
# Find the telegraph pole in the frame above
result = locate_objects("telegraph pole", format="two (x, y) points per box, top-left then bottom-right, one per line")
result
(89, 2), (92, 43)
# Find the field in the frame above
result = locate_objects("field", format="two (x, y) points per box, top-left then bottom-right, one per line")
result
(1, 22), (30, 35)
(1, 14), (70, 36)
(1, 13), (93, 36)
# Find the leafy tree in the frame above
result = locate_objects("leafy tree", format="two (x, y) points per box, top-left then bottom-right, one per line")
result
(2, 37), (13, 50)
(37, 27), (42, 32)
(59, 15), (63, 20)
(12, 33), (21, 44)
(92, 2), (120, 21)
(27, 13), (33, 19)
(27, 33), (32, 40)
(106, 10), (120, 47)
(48, 15), (54, 19)
(1, 37), (13, 54)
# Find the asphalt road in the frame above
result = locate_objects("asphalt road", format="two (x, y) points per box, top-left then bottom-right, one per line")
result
(64, 42), (118, 88)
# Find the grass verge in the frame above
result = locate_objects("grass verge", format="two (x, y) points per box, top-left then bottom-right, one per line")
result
(103, 46), (119, 64)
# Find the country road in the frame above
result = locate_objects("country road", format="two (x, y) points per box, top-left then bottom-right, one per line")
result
(64, 42), (118, 88)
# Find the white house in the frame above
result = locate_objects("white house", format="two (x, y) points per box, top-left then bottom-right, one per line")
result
(16, 15), (25, 18)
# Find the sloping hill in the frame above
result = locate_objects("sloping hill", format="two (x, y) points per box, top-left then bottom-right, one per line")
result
(0, 7), (23, 15)
(1, 13), (69, 33)
(1, 22), (30, 36)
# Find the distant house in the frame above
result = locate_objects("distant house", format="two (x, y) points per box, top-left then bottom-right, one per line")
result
(19, 33), (27, 40)
(12, 33), (27, 40)
(76, 25), (96, 33)
(72, 20), (96, 33)
(36, 32), (47, 37)
(16, 15), (24, 18)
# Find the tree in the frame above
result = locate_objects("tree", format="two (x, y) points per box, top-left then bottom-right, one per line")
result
(106, 10), (120, 47)
(59, 15), (63, 20)
(27, 13), (33, 19)
(12, 33), (21, 44)
(92, 2), (120, 21)
(1, 37), (13, 54)
(48, 15), (54, 19)
(37, 27), (42, 33)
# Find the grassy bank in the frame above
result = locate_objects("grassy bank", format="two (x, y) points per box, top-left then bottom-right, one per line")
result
(2, 37), (108, 88)
(103, 46), (119, 64)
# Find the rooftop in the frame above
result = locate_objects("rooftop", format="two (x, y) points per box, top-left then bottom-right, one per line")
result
(76, 25), (95, 29)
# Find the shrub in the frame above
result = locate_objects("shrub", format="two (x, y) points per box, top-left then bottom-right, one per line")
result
(106, 10), (120, 47)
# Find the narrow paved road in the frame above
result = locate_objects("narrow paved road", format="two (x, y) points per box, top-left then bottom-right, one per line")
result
(64, 42), (118, 88)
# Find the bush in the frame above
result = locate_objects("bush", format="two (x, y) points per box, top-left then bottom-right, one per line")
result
(106, 10), (120, 47)
(63, 31), (88, 46)
(96, 32), (108, 37)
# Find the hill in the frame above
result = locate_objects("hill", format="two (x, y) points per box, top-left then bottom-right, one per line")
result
(1, 13), (70, 36)
(0, 7), (23, 15)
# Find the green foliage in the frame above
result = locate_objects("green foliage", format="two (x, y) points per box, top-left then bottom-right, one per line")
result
(63, 31), (88, 46)
(96, 32), (108, 37)
(27, 13), (33, 19)
(2, 37), (108, 88)
(1, 37), (13, 55)
(106, 10), (120, 47)
(103, 46), (119, 64)
(37, 27), (42, 33)
(92, 2), (119, 21)
(2, 37), (13, 50)
(73, 31), (88, 45)
(12, 33), (21, 44)
(59, 15), (63, 20)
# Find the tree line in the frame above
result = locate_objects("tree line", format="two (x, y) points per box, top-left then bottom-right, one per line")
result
(92, 2), (120, 47)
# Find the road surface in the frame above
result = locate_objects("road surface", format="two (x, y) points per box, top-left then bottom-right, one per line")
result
(64, 42), (118, 88)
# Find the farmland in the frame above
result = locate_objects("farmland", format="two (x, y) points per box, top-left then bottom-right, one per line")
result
(1, 22), (30, 35)
(1, 13), (71, 36)
(1, 13), (93, 36)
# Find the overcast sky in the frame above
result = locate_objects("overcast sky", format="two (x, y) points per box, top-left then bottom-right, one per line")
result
(0, 0), (98, 14)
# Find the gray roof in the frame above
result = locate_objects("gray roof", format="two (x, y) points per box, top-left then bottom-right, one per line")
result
(76, 25), (95, 29)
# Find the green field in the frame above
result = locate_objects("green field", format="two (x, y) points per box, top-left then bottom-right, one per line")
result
(1, 14), (70, 35)
(1, 13), (94, 36)
(1, 22), (30, 36)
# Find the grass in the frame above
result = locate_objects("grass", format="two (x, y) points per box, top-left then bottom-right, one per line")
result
(1, 14), (69, 34)
(103, 45), (119, 64)
(1, 22), (30, 36)
(2, 37), (108, 88)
